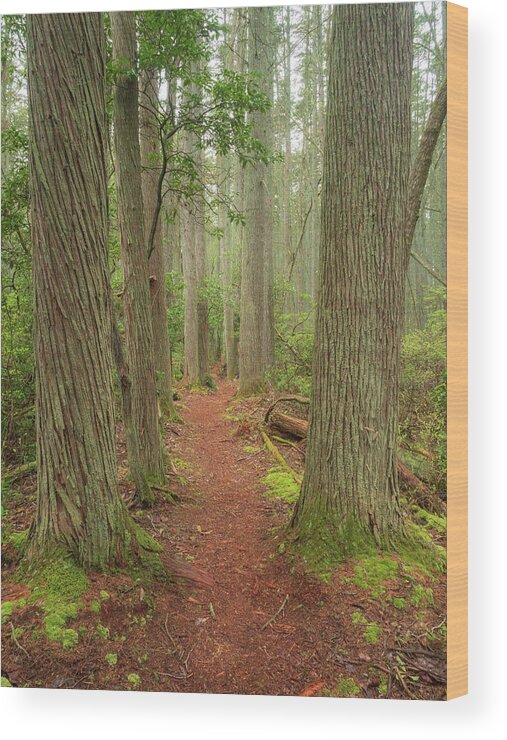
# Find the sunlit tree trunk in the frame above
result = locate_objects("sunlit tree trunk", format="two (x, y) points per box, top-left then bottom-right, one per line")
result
(111, 12), (165, 505)
(26, 12), (131, 567)
(293, 4), (415, 555)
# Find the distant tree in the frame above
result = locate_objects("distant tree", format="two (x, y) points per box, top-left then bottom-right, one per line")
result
(292, 4), (415, 557)
(239, 5), (275, 395)
(26, 12), (131, 566)
(139, 68), (178, 420)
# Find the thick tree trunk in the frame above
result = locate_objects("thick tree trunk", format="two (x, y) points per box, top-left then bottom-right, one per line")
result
(239, 6), (274, 395)
(26, 12), (131, 567)
(292, 4), (415, 555)
(111, 12), (165, 505)
(139, 69), (177, 419)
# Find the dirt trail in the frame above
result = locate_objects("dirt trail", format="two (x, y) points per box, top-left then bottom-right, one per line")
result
(157, 379), (333, 696)
(1, 378), (446, 698)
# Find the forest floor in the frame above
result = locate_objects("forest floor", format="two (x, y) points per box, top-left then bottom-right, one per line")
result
(1, 377), (447, 699)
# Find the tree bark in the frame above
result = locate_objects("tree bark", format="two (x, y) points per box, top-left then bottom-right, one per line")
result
(139, 68), (177, 419)
(26, 12), (131, 567)
(292, 4), (415, 554)
(406, 79), (447, 258)
(111, 12), (165, 505)
(239, 6), (274, 395)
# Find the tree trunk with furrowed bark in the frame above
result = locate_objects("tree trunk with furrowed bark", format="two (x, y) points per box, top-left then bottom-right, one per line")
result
(26, 12), (132, 567)
(292, 4), (415, 556)
(111, 12), (165, 506)
(139, 68), (177, 419)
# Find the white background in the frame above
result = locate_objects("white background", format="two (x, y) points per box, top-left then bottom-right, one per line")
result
(1, 0), (506, 738)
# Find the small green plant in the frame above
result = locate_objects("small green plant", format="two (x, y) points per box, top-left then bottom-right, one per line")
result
(391, 597), (406, 610)
(363, 622), (381, 645)
(325, 675), (361, 698)
(90, 599), (101, 614)
(99, 590), (110, 601)
(127, 673), (141, 689)
(105, 653), (118, 666)
(96, 623), (110, 640)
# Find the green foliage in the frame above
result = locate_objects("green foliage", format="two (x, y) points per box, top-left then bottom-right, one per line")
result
(400, 291), (447, 494)
(105, 652), (118, 666)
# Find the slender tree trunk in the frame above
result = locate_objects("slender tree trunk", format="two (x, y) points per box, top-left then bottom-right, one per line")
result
(139, 68), (177, 419)
(26, 12), (131, 567)
(181, 128), (199, 386)
(239, 6), (274, 395)
(111, 12), (165, 505)
(292, 4), (415, 556)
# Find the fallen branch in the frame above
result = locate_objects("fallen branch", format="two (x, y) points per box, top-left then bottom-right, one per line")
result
(261, 431), (302, 485)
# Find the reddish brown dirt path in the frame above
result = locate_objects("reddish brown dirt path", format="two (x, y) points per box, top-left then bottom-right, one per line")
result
(1, 378), (446, 698)
(154, 379), (333, 696)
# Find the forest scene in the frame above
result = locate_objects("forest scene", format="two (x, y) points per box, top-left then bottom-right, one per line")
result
(1, 2), (448, 699)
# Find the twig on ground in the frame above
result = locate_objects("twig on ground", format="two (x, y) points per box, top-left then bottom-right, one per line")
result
(261, 594), (289, 631)
(10, 622), (30, 658)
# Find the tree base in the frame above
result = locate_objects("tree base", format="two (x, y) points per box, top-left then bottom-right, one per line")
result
(290, 509), (445, 576)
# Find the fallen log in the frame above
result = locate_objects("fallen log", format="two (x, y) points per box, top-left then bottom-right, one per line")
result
(264, 395), (310, 424)
(265, 410), (444, 514)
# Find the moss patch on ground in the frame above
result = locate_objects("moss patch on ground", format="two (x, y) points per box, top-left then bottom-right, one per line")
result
(262, 467), (300, 504)
(24, 551), (89, 649)
(324, 675), (361, 698)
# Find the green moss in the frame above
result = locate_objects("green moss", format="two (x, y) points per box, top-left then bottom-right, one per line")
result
(96, 623), (110, 640)
(363, 622), (381, 644)
(410, 584), (434, 607)
(352, 610), (367, 625)
(391, 597), (406, 610)
(126, 522), (166, 583)
(90, 599), (101, 614)
(172, 457), (191, 471)
(61, 629), (79, 649)
(378, 674), (388, 696)
(23, 552), (88, 649)
(8, 529), (29, 553)
(351, 556), (399, 598)
(99, 590), (110, 601)
(1, 677), (13, 687)
(295, 513), (380, 574)
(411, 505), (446, 534)
(262, 467), (300, 504)
(243, 445), (259, 453)
(127, 673), (141, 689)
(325, 675), (361, 698)
(105, 652), (118, 666)
(1, 598), (26, 624)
